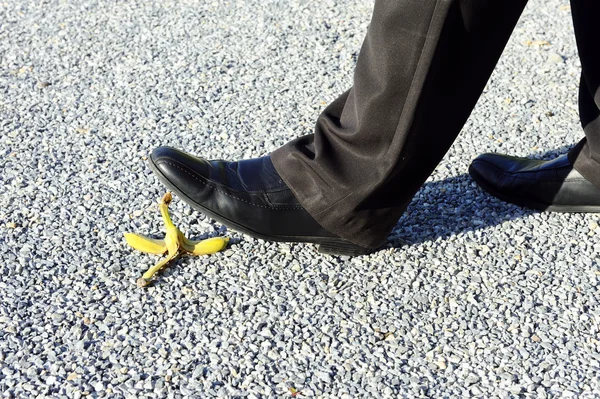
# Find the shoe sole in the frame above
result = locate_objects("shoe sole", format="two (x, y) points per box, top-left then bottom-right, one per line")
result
(149, 158), (371, 256)
(469, 167), (600, 213)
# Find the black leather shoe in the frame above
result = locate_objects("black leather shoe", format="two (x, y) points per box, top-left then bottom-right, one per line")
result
(469, 153), (600, 212)
(149, 146), (371, 256)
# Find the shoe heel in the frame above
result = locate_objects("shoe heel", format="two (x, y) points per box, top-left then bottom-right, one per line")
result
(318, 241), (370, 256)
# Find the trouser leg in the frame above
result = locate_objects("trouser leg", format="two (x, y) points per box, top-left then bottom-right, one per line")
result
(271, 0), (528, 248)
(568, 0), (600, 188)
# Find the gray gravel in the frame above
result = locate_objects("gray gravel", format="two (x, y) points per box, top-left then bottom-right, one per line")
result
(1, 0), (600, 397)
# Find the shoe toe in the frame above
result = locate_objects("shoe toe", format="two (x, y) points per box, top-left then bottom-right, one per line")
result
(468, 153), (509, 191)
(150, 146), (212, 199)
(151, 146), (195, 168)
(150, 146), (186, 170)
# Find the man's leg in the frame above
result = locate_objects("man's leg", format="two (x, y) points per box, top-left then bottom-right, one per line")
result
(150, 0), (527, 254)
(569, 0), (600, 185)
(469, 0), (600, 213)
(272, 0), (528, 248)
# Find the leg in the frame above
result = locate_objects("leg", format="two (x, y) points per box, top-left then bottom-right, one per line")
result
(273, 0), (528, 248)
(569, 0), (600, 186)
(150, 0), (528, 254)
(469, 0), (600, 212)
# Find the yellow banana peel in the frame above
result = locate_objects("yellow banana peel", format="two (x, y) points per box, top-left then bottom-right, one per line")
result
(125, 192), (229, 287)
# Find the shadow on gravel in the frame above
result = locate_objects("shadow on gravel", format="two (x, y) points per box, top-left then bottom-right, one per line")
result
(388, 145), (575, 247)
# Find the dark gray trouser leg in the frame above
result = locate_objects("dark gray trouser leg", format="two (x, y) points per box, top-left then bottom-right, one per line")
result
(271, 0), (528, 248)
(569, 1), (600, 187)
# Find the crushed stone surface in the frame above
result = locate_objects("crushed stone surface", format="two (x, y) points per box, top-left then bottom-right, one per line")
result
(1, 0), (599, 397)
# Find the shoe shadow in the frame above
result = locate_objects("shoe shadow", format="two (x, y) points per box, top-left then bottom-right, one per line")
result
(388, 144), (575, 246)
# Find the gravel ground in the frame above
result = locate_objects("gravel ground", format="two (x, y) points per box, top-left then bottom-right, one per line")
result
(1, 0), (600, 397)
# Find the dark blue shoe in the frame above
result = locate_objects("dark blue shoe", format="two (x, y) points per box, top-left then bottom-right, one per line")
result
(469, 153), (600, 212)
(149, 146), (371, 256)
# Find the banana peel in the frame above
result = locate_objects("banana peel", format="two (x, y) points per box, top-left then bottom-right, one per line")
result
(125, 192), (229, 287)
